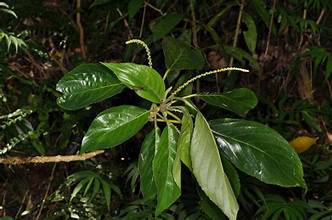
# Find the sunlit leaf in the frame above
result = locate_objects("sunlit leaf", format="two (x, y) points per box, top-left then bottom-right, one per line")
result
(102, 63), (165, 103)
(138, 129), (158, 199)
(210, 119), (306, 188)
(56, 64), (124, 110)
(153, 124), (180, 216)
(81, 105), (149, 152)
(191, 113), (239, 220)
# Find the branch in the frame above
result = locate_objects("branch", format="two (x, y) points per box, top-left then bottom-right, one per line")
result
(0, 150), (104, 165)
(76, 0), (87, 59)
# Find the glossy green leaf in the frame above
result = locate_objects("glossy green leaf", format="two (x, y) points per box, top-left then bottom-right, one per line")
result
(198, 88), (258, 116)
(220, 154), (241, 197)
(138, 129), (158, 199)
(210, 119), (306, 188)
(177, 109), (193, 170)
(243, 13), (257, 54)
(162, 37), (205, 71)
(81, 105), (149, 152)
(102, 63), (165, 103)
(151, 12), (183, 41)
(191, 113), (239, 220)
(56, 64), (124, 110)
(153, 124), (180, 216)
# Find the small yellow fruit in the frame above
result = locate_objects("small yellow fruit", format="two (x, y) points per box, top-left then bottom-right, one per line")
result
(289, 136), (318, 153)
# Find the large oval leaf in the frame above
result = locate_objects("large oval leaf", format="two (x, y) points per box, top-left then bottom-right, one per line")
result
(56, 64), (124, 110)
(191, 113), (239, 220)
(210, 119), (306, 188)
(102, 63), (165, 103)
(138, 129), (158, 200)
(81, 105), (149, 152)
(153, 124), (180, 216)
(198, 88), (257, 116)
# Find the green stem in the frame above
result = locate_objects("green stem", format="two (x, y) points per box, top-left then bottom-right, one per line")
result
(167, 67), (249, 101)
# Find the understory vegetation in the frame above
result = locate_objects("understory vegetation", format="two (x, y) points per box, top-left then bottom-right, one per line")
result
(0, 0), (331, 219)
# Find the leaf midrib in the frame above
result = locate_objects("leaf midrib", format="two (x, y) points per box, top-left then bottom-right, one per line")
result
(59, 83), (123, 96)
(95, 111), (148, 137)
(211, 129), (300, 185)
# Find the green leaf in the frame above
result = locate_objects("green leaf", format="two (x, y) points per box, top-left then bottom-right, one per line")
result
(162, 37), (205, 71)
(223, 46), (261, 71)
(210, 119), (306, 188)
(151, 12), (183, 41)
(128, 0), (144, 19)
(220, 154), (241, 197)
(101, 179), (111, 210)
(56, 64), (124, 110)
(198, 88), (258, 116)
(102, 63), (165, 103)
(70, 178), (90, 201)
(243, 13), (257, 54)
(81, 105), (149, 152)
(138, 129), (158, 199)
(177, 109), (193, 170)
(250, 0), (270, 27)
(153, 124), (181, 216)
(191, 113), (239, 220)
(91, 178), (100, 199)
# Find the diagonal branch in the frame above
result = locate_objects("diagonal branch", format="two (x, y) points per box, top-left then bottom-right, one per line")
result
(0, 150), (104, 165)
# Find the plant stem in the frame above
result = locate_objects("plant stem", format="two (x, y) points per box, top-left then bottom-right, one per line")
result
(168, 67), (249, 100)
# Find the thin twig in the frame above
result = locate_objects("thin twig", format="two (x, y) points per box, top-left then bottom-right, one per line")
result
(15, 190), (29, 218)
(146, 3), (164, 15)
(0, 150), (104, 165)
(228, 0), (244, 69)
(298, 4), (307, 49)
(139, 3), (147, 38)
(116, 8), (133, 39)
(35, 164), (56, 220)
(76, 0), (87, 59)
(316, 9), (325, 25)
(264, 0), (277, 56)
(190, 0), (198, 48)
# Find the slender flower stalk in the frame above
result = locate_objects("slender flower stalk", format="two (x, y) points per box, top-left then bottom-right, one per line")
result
(169, 67), (249, 99)
(126, 39), (153, 68)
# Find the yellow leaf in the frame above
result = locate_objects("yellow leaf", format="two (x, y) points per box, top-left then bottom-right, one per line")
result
(289, 136), (318, 153)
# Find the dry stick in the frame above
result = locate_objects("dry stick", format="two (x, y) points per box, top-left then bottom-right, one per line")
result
(76, 0), (87, 60)
(316, 9), (325, 25)
(16, 190), (29, 219)
(139, 3), (147, 38)
(35, 163), (56, 220)
(116, 8), (133, 39)
(298, 4), (307, 49)
(264, 0), (277, 56)
(190, 0), (198, 48)
(146, 3), (164, 15)
(228, 0), (244, 69)
(0, 150), (104, 165)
